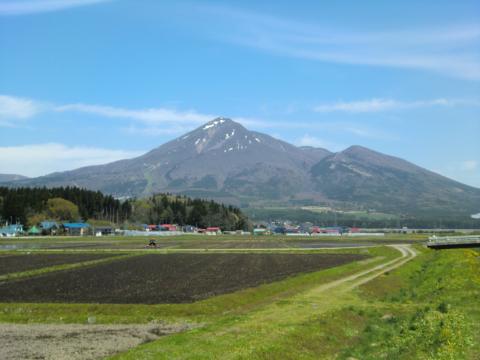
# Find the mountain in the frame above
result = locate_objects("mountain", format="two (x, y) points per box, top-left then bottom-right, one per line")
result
(0, 174), (29, 182)
(6, 118), (480, 216)
(310, 145), (480, 216)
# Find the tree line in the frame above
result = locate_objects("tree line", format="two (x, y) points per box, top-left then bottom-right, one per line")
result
(246, 208), (480, 229)
(129, 194), (250, 231)
(0, 186), (130, 226)
(0, 186), (250, 231)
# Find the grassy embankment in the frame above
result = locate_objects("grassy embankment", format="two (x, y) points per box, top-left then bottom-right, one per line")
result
(109, 246), (479, 360)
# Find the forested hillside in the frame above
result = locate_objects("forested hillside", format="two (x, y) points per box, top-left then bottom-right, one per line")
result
(0, 187), (130, 226)
(0, 187), (250, 230)
(130, 194), (250, 230)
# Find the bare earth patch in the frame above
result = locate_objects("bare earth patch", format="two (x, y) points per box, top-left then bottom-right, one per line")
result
(0, 253), (118, 276)
(0, 253), (365, 304)
(1, 322), (190, 360)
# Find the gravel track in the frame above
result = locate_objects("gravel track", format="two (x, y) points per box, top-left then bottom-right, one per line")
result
(0, 322), (190, 360)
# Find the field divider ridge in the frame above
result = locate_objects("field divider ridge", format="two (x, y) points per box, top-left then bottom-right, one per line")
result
(0, 253), (143, 283)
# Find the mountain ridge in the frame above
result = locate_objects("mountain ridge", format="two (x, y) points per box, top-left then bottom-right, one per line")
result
(0, 174), (29, 183)
(4, 118), (480, 216)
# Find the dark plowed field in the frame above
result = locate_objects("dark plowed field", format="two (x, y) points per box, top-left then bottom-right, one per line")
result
(0, 253), (118, 276)
(0, 253), (366, 304)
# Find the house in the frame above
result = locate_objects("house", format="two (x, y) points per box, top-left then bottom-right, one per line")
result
(253, 228), (269, 236)
(40, 221), (59, 235)
(0, 224), (24, 237)
(284, 227), (300, 234)
(183, 225), (196, 233)
(28, 226), (41, 236)
(94, 226), (114, 236)
(299, 222), (314, 233)
(146, 224), (159, 231)
(206, 226), (221, 235)
(310, 226), (321, 234)
(63, 222), (90, 236)
(160, 224), (177, 231)
(311, 227), (342, 236)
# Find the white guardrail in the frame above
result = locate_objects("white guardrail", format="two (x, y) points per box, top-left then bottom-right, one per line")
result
(427, 235), (480, 244)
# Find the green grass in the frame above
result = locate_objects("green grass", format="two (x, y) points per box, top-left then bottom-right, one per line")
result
(0, 233), (429, 247)
(238, 246), (480, 360)
(336, 248), (480, 359)
(105, 246), (479, 359)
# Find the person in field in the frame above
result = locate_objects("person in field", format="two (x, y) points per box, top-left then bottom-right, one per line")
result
(148, 239), (157, 248)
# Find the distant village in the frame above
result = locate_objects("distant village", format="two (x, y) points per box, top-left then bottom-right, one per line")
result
(4, 218), (452, 238)
(0, 218), (391, 238)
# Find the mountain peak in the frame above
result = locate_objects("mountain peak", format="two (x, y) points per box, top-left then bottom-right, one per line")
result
(342, 145), (372, 154)
(201, 117), (236, 130)
(339, 145), (389, 161)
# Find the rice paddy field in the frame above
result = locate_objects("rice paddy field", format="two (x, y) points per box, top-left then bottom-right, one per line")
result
(0, 234), (478, 359)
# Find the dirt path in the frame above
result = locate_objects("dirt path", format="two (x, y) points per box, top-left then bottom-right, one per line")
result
(319, 244), (417, 291)
(112, 245), (418, 359)
(1, 323), (190, 360)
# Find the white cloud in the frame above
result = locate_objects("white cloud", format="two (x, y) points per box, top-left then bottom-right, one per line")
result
(0, 95), (46, 126)
(296, 135), (344, 152)
(0, 0), (112, 15)
(0, 143), (144, 177)
(194, 5), (480, 80)
(55, 103), (215, 125)
(314, 98), (480, 113)
(315, 99), (399, 113)
(0, 94), (221, 132)
(0, 94), (277, 135)
(122, 125), (194, 137)
(461, 160), (478, 171)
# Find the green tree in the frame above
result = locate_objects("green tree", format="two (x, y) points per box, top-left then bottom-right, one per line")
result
(27, 212), (48, 227)
(46, 198), (80, 221)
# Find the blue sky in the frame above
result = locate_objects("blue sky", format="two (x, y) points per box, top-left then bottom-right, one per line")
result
(0, 0), (479, 187)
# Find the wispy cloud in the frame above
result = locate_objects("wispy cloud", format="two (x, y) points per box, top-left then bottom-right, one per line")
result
(0, 94), (275, 134)
(314, 98), (480, 113)
(0, 94), (218, 130)
(121, 125), (196, 137)
(0, 95), (47, 127)
(193, 5), (480, 80)
(0, 0), (112, 15)
(55, 103), (215, 125)
(0, 94), (459, 143)
(0, 95), (44, 119)
(0, 94), (396, 141)
(0, 143), (144, 177)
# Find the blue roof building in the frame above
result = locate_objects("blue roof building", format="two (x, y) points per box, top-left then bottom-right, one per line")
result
(0, 224), (24, 236)
(40, 221), (59, 230)
(62, 222), (90, 229)
(62, 222), (90, 236)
